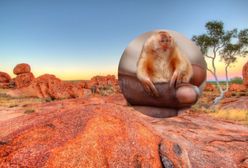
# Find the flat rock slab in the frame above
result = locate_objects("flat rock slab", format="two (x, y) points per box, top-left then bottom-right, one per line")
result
(0, 94), (247, 167)
(141, 113), (248, 168)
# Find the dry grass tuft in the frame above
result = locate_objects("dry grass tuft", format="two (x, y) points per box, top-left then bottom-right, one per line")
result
(24, 109), (35, 114)
(0, 89), (44, 107)
(211, 109), (248, 125)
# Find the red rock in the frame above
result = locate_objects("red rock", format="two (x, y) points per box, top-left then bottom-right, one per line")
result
(88, 75), (118, 87)
(0, 95), (247, 167)
(0, 83), (9, 89)
(29, 74), (70, 99)
(14, 72), (34, 88)
(0, 72), (11, 83)
(204, 82), (215, 91)
(242, 61), (248, 87)
(219, 96), (248, 110)
(229, 83), (247, 92)
(0, 97), (163, 167)
(8, 74), (89, 99)
(13, 63), (31, 75)
(85, 75), (119, 95)
(224, 91), (233, 98)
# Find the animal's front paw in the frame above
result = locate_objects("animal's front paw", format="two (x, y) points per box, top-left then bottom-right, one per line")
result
(139, 78), (159, 97)
(178, 70), (192, 85)
(170, 71), (191, 87)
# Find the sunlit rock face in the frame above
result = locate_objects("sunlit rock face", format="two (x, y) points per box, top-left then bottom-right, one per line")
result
(8, 74), (89, 99)
(13, 63), (31, 75)
(14, 72), (35, 88)
(0, 72), (11, 89)
(0, 72), (11, 83)
(0, 94), (248, 167)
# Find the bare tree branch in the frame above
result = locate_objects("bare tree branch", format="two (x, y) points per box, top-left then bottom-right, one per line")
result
(205, 55), (214, 59)
(224, 63), (230, 92)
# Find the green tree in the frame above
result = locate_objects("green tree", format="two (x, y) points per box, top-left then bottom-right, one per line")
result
(192, 21), (248, 105)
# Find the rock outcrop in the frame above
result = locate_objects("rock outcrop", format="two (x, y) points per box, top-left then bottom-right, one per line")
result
(243, 61), (248, 87)
(0, 72), (11, 83)
(0, 96), (163, 167)
(204, 82), (215, 91)
(8, 74), (90, 99)
(13, 63), (31, 75)
(12, 63), (34, 88)
(229, 83), (247, 92)
(85, 75), (119, 95)
(0, 94), (247, 167)
(14, 72), (35, 88)
(219, 96), (248, 110)
(224, 84), (247, 98)
(0, 83), (9, 89)
(0, 72), (11, 89)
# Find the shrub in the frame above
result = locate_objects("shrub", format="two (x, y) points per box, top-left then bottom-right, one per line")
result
(230, 77), (243, 84)
(24, 109), (35, 114)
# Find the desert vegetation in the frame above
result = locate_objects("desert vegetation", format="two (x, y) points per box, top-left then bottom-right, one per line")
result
(193, 21), (248, 104)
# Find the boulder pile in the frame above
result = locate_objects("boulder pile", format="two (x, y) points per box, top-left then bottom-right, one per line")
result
(85, 75), (119, 95)
(13, 63), (34, 88)
(2, 63), (119, 99)
(8, 74), (90, 99)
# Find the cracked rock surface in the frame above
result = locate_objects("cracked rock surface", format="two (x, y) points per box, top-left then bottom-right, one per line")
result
(0, 94), (248, 167)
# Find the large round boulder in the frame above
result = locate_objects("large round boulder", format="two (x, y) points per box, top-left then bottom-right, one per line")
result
(13, 63), (31, 75)
(0, 71), (11, 83)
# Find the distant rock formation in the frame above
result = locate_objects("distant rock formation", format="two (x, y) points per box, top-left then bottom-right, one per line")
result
(0, 72), (11, 83)
(85, 75), (119, 95)
(243, 61), (248, 87)
(8, 74), (91, 99)
(204, 82), (215, 91)
(12, 63), (34, 88)
(14, 72), (35, 88)
(0, 72), (11, 89)
(229, 83), (247, 92)
(13, 63), (31, 75)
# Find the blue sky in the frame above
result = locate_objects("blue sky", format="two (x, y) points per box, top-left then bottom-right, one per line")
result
(0, 0), (247, 80)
